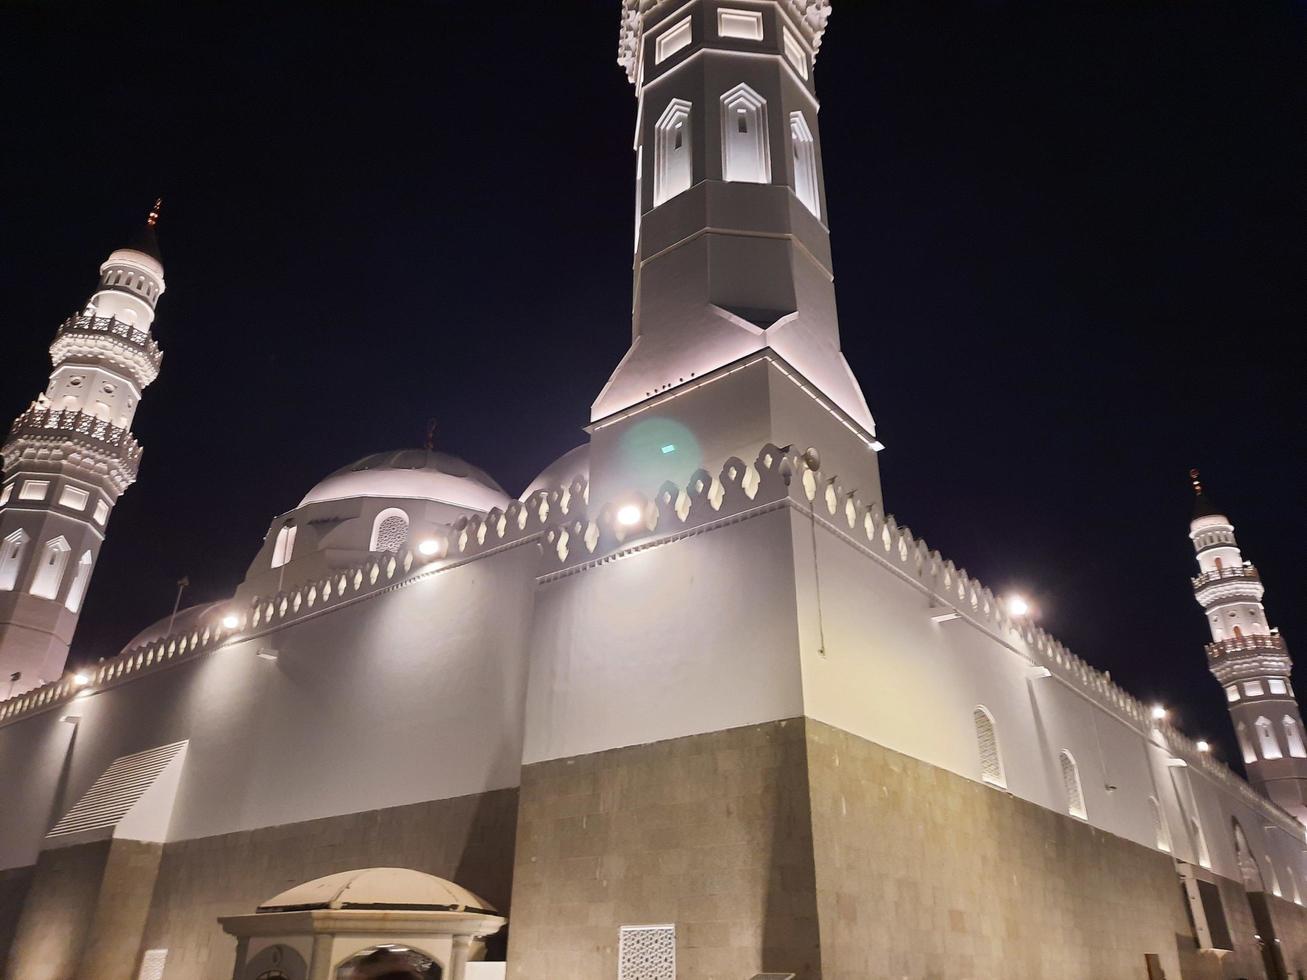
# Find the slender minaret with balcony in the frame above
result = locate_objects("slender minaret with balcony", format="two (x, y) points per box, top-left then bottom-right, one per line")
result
(0, 203), (166, 696)
(1189, 469), (1307, 822)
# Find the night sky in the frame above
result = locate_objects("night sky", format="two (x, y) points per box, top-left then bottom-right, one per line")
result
(2, 2), (1304, 764)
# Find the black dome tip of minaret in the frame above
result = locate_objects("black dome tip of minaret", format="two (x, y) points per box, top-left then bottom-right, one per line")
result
(128, 198), (163, 261)
(1190, 468), (1222, 520)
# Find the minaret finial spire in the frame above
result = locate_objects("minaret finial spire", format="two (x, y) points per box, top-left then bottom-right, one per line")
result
(147, 198), (162, 228)
(1190, 468), (1203, 496)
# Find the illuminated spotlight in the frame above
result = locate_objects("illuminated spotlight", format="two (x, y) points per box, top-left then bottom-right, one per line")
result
(617, 504), (643, 527)
(1196, 740), (1211, 753)
(72, 672), (90, 687)
(1151, 704), (1168, 721)
(1005, 595), (1030, 617)
(221, 613), (240, 630)
(417, 538), (441, 557)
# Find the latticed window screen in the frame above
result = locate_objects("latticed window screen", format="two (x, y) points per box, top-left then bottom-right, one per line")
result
(375, 514), (409, 553)
(618, 924), (675, 980)
(973, 707), (1004, 787)
(137, 949), (167, 980)
(1060, 751), (1086, 819)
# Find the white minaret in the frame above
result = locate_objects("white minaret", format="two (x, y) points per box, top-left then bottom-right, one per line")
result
(589, 0), (881, 505)
(0, 203), (166, 696)
(1189, 469), (1307, 822)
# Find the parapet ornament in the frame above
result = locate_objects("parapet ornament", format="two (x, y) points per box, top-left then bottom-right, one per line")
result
(618, 0), (833, 83)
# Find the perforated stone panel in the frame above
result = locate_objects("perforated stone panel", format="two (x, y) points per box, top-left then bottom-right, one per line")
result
(137, 948), (167, 980)
(375, 514), (409, 553)
(618, 925), (675, 980)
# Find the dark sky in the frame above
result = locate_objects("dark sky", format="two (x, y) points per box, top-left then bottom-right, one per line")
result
(2, 2), (1304, 764)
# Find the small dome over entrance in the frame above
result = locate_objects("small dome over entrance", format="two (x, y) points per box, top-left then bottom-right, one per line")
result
(299, 450), (509, 513)
(257, 868), (497, 915)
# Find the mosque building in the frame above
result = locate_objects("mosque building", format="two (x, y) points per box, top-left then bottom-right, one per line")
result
(1, 2), (1304, 979)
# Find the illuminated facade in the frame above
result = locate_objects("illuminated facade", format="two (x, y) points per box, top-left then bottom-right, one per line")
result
(0, 204), (164, 698)
(2, 4), (1306, 980)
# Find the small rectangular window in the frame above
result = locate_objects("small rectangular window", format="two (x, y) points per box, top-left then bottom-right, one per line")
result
(59, 486), (90, 511)
(1245, 680), (1265, 697)
(19, 480), (49, 501)
(1226, 685), (1240, 702)
(783, 26), (809, 79)
(718, 8), (764, 41)
(93, 500), (109, 525)
(655, 17), (692, 64)
(1269, 678), (1288, 695)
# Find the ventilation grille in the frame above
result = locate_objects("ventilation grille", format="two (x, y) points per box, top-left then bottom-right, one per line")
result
(47, 740), (187, 839)
(973, 707), (1003, 786)
(618, 924), (675, 980)
(137, 949), (167, 980)
(1060, 751), (1086, 819)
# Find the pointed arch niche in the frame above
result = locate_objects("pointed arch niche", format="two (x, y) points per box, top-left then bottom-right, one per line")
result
(30, 536), (71, 600)
(789, 111), (820, 218)
(0, 529), (29, 591)
(720, 84), (770, 184)
(64, 551), (93, 613)
(371, 508), (410, 554)
(653, 99), (693, 206)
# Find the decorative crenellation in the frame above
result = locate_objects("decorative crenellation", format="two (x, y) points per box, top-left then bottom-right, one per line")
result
(0, 443), (1297, 834)
(0, 475), (588, 728)
(49, 313), (163, 388)
(618, 0), (833, 83)
(4, 405), (143, 489)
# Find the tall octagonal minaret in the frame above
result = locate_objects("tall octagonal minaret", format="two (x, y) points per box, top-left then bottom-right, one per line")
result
(1189, 470), (1307, 821)
(0, 203), (166, 696)
(590, 0), (881, 505)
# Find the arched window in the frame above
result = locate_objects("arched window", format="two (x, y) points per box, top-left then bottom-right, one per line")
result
(654, 99), (693, 206)
(1149, 797), (1171, 853)
(1059, 750), (1086, 820)
(1236, 722), (1257, 764)
(270, 523), (297, 569)
(1255, 716), (1283, 760)
(720, 83), (770, 184)
(789, 111), (820, 218)
(1291, 868), (1303, 906)
(0, 529), (29, 591)
(973, 706), (1004, 787)
(1268, 860), (1282, 897)
(1284, 717), (1307, 758)
(30, 536), (71, 600)
(64, 552), (93, 613)
(370, 508), (410, 553)
(1233, 820), (1262, 889)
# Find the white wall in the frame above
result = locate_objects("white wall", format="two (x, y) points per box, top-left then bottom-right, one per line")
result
(0, 542), (538, 871)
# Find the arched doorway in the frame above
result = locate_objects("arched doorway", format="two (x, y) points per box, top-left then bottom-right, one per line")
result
(1234, 819), (1288, 980)
(334, 945), (442, 979)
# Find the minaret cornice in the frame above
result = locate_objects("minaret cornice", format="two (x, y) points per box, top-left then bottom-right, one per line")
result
(48, 313), (163, 389)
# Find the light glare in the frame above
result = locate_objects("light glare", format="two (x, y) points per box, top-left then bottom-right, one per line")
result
(1151, 704), (1168, 721)
(1005, 595), (1029, 617)
(72, 672), (89, 687)
(221, 613), (240, 630)
(617, 504), (642, 527)
(417, 538), (441, 556)
(1196, 740), (1210, 753)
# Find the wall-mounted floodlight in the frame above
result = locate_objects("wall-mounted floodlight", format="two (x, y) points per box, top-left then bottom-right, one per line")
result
(417, 538), (441, 557)
(1196, 740), (1211, 753)
(617, 504), (643, 527)
(255, 648), (278, 662)
(1151, 704), (1168, 721)
(61, 714), (81, 725)
(1005, 595), (1030, 617)
(72, 673), (90, 687)
(221, 613), (240, 630)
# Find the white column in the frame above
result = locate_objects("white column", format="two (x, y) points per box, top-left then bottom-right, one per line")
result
(449, 934), (472, 980)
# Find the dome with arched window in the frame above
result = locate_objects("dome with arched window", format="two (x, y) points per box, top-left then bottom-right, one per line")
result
(300, 449), (510, 513)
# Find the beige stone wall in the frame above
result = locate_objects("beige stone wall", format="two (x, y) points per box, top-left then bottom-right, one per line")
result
(510, 718), (1307, 980)
(508, 720), (821, 979)
(5, 839), (114, 980)
(139, 788), (517, 980)
(0, 864), (34, 968)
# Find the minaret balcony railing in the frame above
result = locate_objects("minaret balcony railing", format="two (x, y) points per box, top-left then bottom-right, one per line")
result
(51, 314), (162, 373)
(1192, 564), (1260, 590)
(5, 406), (141, 469)
(1207, 633), (1287, 659)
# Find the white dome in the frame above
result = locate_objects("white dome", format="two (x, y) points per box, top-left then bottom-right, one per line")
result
(300, 449), (510, 512)
(520, 444), (589, 500)
(257, 868), (496, 914)
(121, 600), (227, 655)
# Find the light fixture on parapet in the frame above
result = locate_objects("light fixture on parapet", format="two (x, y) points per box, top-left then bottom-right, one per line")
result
(417, 538), (442, 557)
(221, 613), (240, 630)
(1005, 594), (1030, 618)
